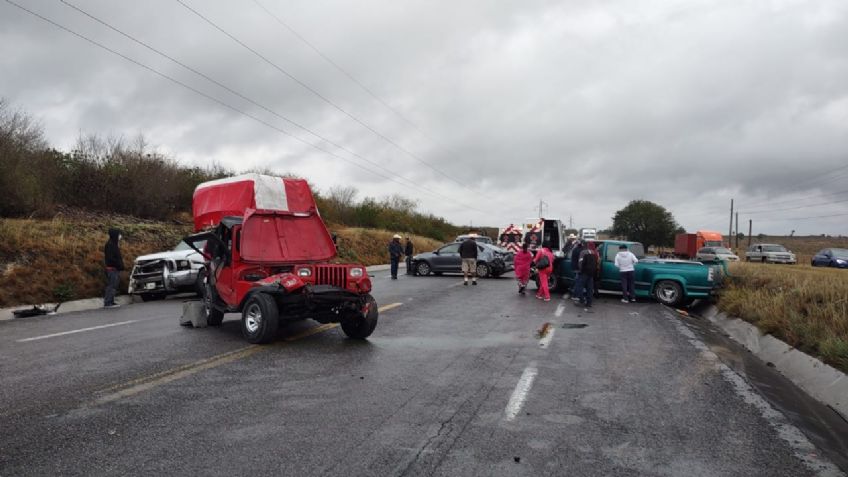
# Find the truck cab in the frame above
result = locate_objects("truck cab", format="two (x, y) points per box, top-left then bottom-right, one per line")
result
(183, 174), (378, 344)
(553, 240), (720, 307)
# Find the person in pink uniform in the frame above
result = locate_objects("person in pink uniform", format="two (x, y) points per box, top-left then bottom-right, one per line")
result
(513, 242), (533, 295)
(534, 244), (555, 302)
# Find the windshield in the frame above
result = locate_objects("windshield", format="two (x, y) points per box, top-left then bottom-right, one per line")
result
(762, 245), (788, 252)
(174, 240), (205, 251)
(831, 248), (848, 259)
(714, 247), (733, 254)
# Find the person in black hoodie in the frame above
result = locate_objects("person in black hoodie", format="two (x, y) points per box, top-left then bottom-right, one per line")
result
(104, 228), (124, 308)
(404, 237), (414, 275)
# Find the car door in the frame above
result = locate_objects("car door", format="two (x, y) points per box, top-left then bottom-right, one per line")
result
(747, 245), (762, 261)
(600, 244), (622, 291)
(432, 243), (461, 271)
(697, 247), (713, 261)
(813, 249), (831, 266)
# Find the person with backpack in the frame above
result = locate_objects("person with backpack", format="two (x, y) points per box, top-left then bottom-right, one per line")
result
(513, 242), (533, 295)
(574, 241), (598, 310)
(615, 244), (639, 302)
(534, 244), (554, 302)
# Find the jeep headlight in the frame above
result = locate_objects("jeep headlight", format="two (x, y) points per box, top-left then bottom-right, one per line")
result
(297, 267), (312, 277)
(349, 267), (364, 278)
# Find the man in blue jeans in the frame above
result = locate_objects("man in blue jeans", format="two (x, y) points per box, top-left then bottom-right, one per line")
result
(574, 242), (597, 310)
(103, 228), (124, 308)
(388, 234), (403, 279)
(614, 244), (639, 302)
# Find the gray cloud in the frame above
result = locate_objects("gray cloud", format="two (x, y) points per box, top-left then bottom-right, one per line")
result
(1, 0), (847, 235)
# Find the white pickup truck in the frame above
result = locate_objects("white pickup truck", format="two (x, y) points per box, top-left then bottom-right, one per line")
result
(128, 241), (206, 301)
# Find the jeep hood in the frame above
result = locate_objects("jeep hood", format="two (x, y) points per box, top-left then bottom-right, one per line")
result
(134, 249), (201, 263)
(239, 210), (336, 263)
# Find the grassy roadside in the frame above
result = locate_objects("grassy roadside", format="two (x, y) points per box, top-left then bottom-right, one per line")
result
(0, 217), (447, 308)
(717, 262), (848, 373)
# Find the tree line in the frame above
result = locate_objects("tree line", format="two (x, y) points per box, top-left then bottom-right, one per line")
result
(0, 100), (463, 241)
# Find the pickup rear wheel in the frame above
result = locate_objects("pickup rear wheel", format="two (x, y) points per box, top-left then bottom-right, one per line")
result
(341, 295), (379, 340)
(654, 280), (684, 307)
(241, 293), (279, 344)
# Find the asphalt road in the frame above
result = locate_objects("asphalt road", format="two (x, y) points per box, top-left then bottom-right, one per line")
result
(1, 271), (846, 476)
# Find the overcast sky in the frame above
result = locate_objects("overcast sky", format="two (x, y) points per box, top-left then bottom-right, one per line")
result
(2, 0), (847, 235)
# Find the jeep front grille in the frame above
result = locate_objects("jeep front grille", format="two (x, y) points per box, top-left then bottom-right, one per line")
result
(314, 265), (348, 288)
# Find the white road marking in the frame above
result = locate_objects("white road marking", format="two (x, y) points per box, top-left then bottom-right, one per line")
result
(17, 320), (138, 343)
(539, 328), (556, 349)
(667, 312), (842, 476)
(555, 303), (565, 317)
(504, 362), (538, 421)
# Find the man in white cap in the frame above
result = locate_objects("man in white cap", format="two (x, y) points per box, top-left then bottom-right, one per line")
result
(388, 234), (403, 279)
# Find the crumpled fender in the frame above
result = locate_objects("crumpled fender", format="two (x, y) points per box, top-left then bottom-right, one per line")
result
(256, 272), (306, 293)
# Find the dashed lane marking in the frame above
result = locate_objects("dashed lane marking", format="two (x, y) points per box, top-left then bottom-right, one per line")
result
(16, 320), (138, 343)
(504, 362), (538, 421)
(555, 303), (565, 317)
(93, 303), (404, 404)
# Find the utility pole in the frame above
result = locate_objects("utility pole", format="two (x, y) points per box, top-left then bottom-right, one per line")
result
(728, 199), (734, 248)
(537, 200), (548, 218)
(569, 215), (573, 229)
(735, 212), (739, 250)
(748, 219), (752, 247)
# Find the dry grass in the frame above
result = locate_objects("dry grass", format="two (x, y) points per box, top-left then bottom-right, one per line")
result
(0, 218), (448, 308)
(718, 261), (848, 373)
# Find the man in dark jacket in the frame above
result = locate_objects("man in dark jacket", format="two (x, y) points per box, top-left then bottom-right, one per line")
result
(404, 237), (414, 275)
(569, 240), (584, 299)
(459, 234), (479, 286)
(388, 234), (403, 279)
(574, 243), (598, 309)
(104, 228), (124, 308)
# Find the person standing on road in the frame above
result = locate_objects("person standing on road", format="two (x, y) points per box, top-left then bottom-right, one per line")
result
(459, 234), (479, 286)
(534, 244), (554, 302)
(569, 240), (584, 299)
(404, 237), (414, 275)
(103, 228), (124, 308)
(615, 244), (639, 303)
(574, 241), (598, 310)
(513, 242), (533, 295)
(388, 234), (403, 280)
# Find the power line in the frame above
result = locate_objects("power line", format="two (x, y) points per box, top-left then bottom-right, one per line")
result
(4, 0), (494, 216)
(247, 0), (502, 203)
(753, 211), (848, 222)
(55, 0), (491, 215)
(739, 187), (848, 212)
(742, 196), (848, 215)
(175, 0), (476, 191)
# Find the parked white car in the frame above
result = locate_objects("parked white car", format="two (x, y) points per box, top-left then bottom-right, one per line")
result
(696, 247), (739, 262)
(128, 241), (206, 301)
(745, 243), (796, 264)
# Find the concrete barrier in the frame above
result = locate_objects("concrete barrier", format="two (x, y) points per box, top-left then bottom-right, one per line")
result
(698, 304), (847, 421)
(0, 263), (400, 322)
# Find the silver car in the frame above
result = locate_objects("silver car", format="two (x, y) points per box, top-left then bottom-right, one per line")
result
(745, 243), (797, 264)
(696, 247), (739, 262)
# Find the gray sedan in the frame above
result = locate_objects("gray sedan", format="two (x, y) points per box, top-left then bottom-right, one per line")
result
(412, 242), (514, 278)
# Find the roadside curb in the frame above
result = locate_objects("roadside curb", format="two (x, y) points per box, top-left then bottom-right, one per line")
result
(0, 262), (402, 322)
(696, 304), (847, 421)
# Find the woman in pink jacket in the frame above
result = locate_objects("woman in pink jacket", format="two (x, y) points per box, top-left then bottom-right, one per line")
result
(513, 242), (533, 295)
(534, 245), (555, 302)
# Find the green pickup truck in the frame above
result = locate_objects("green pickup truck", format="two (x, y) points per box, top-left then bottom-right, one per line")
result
(542, 240), (720, 307)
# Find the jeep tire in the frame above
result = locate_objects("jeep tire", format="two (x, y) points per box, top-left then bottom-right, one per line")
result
(201, 273), (225, 327)
(241, 293), (279, 344)
(341, 294), (379, 340)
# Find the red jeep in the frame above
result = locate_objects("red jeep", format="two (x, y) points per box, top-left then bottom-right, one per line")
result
(183, 174), (378, 343)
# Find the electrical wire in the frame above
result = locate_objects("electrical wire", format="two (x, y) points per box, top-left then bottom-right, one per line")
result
(3, 0), (495, 216)
(176, 0), (478, 192)
(55, 0), (494, 215)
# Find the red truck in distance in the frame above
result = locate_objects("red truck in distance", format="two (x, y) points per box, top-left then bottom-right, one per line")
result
(183, 174), (378, 344)
(674, 230), (725, 259)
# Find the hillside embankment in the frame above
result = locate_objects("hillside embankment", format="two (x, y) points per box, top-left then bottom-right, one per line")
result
(0, 213), (444, 308)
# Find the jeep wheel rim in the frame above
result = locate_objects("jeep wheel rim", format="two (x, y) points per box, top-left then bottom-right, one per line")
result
(245, 303), (262, 333)
(657, 284), (678, 302)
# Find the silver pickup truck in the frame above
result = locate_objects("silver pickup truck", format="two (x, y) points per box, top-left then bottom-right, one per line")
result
(745, 243), (797, 264)
(128, 241), (206, 301)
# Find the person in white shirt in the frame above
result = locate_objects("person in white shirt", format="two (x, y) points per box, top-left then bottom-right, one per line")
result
(614, 244), (639, 303)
